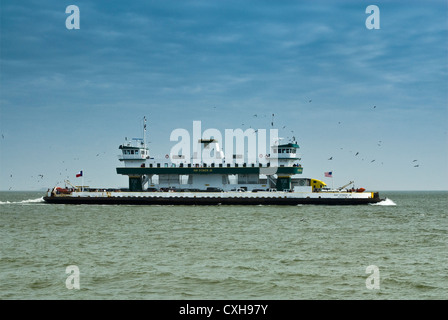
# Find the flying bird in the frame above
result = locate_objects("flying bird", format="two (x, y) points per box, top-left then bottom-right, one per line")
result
(355, 152), (359, 156)
(328, 157), (333, 160)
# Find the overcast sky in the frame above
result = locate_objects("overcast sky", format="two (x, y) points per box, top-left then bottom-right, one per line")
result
(1, 0), (447, 191)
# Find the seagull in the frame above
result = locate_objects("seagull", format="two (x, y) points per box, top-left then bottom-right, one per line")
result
(355, 152), (359, 156)
(328, 157), (333, 160)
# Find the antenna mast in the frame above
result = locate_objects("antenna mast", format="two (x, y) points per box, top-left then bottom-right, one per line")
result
(143, 116), (147, 147)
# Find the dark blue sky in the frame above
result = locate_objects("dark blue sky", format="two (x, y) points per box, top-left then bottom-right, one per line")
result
(1, 0), (447, 190)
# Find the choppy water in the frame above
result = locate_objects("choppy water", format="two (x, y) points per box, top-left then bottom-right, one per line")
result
(1, 191), (447, 300)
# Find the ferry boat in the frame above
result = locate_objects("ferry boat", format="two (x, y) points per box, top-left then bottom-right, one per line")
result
(43, 118), (382, 205)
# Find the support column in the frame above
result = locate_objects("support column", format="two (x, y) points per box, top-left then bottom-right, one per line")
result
(276, 176), (291, 191)
(129, 176), (143, 191)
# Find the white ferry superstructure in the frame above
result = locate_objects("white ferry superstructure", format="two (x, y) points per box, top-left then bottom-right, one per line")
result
(44, 118), (382, 205)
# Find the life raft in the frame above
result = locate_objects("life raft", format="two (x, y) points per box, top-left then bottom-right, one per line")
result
(56, 187), (72, 194)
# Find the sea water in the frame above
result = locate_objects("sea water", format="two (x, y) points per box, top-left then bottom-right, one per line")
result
(1, 191), (447, 300)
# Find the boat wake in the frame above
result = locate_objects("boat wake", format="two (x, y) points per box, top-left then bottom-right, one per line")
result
(370, 198), (396, 206)
(0, 197), (45, 205)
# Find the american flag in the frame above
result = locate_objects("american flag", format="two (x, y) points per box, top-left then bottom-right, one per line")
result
(324, 171), (332, 177)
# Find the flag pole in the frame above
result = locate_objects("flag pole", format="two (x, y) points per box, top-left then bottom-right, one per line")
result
(82, 170), (84, 192)
(332, 170), (334, 190)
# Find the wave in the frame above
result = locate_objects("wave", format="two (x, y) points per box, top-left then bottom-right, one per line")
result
(0, 197), (45, 205)
(370, 198), (397, 206)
